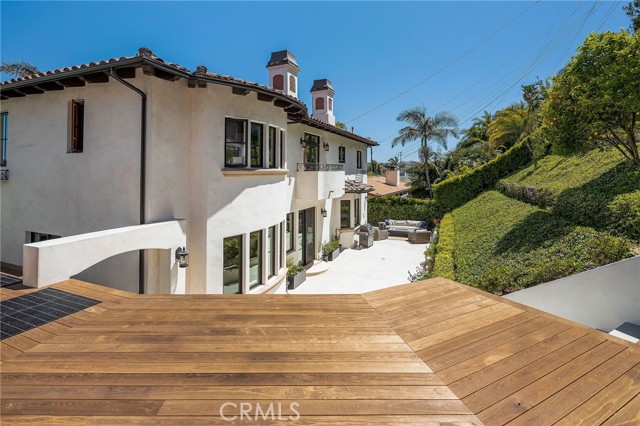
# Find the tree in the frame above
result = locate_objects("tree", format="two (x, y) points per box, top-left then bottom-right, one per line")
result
(624, 0), (640, 33)
(540, 31), (640, 164)
(459, 111), (492, 151)
(0, 60), (40, 78)
(335, 121), (347, 130)
(392, 107), (459, 198)
(386, 155), (405, 170)
(487, 102), (528, 155)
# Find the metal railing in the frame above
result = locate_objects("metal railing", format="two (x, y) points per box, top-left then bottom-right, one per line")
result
(0, 169), (8, 181)
(297, 163), (344, 172)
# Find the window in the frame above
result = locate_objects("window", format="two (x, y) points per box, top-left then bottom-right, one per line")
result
(225, 118), (247, 167)
(289, 75), (296, 92)
(267, 226), (276, 278)
(355, 198), (361, 226)
(340, 200), (351, 228)
(303, 133), (320, 164)
(280, 130), (286, 168)
(223, 235), (242, 294)
(356, 150), (362, 169)
(273, 74), (284, 91)
(69, 99), (84, 153)
(0, 112), (7, 166)
(328, 97), (333, 112)
(268, 126), (277, 168)
(285, 212), (294, 253)
(28, 232), (61, 243)
(250, 122), (264, 168)
(249, 230), (262, 289)
(338, 146), (345, 164)
(315, 97), (324, 110)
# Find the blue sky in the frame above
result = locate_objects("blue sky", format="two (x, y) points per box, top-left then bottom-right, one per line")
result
(1, 1), (631, 162)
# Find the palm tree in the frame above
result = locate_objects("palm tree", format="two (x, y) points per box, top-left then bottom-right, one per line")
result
(487, 102), (528, 155)
(0, 61), (40, 78)
(392, 107), (459, 198)
(386, 155), (404, 170)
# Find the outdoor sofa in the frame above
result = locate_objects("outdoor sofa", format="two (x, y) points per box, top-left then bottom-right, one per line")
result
(379, 220), (427, 237)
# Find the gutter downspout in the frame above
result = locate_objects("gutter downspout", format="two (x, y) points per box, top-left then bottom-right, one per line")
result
(110, 67), (147, 295)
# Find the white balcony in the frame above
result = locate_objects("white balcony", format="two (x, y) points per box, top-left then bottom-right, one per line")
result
(295, 163), (345, 200)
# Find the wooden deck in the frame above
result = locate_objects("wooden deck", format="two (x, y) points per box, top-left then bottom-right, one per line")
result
(1, 277), (638, 425)
(365, 278), (640, 426)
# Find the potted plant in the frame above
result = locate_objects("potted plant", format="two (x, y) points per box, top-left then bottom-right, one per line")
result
(286, 259), (306, 289)
(322, 238), (341, 261)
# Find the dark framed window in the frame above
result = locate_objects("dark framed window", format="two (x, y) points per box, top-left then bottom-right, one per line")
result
(304, 133), (320, 164)
(29, 232), (61, 243)
(267, 225), (276, 278)
(268, 126), (277, 168)
(286, 212), (294, 253)
(340, 200), (351, 228)
(69, 100), (84, 153)
(1, 112), (7, 166)
(280, 220), (285, 270)
(354, 198), (361, 226)
(225, 118), (247, 167)
(251, 122), (264, 168)
(315, 97), (325, 110)
(249, 230), (262, 289)
(223, 235), (242, 294)
(338, 146), (345, 164)
(280, 130), (286, 168)
(356, 150), (362, 169)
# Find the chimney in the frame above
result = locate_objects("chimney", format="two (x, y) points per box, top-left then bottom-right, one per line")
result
(310, 79), (336, 125)
(266, 50), (299, 98)
(385, 169), (400, 187)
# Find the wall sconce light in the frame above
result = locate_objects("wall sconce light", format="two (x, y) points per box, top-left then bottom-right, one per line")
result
(323, 142), (330, 151)
(320, 208), (328, 218)
(175, 246), (189, 268)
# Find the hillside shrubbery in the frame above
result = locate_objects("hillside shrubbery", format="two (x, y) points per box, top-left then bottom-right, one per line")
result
(498, 148), (640, 240)
(431, 214), (456, 280)
(432, 139), (533, 211)
(449, 191), (630, 294)
(367, 196), (443, 226)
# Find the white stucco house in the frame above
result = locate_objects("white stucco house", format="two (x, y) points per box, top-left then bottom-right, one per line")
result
(0, 48), (377, 295)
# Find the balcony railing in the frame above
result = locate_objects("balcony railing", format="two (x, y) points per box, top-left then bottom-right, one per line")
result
(0, 168), (8, 181)
(297, 163), (344, 172)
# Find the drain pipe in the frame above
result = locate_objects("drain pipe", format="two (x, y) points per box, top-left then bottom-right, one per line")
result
(110, 67), (147, 295)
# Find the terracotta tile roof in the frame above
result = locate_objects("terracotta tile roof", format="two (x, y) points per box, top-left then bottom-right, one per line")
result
(299, 116), (378, 146)
(1, 48), (378, 147)
(367, 175), (410, 196)
(344, 179), (374, 193)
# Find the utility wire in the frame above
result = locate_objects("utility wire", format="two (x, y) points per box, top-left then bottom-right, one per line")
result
(345, 1), (541, 124)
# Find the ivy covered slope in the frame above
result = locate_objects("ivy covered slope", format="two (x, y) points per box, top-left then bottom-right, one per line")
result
(451, 191), (631, 295)
(498, 148), (640, 240)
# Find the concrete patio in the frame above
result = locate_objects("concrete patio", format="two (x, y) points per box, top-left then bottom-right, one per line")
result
(280, 238), (428, 294)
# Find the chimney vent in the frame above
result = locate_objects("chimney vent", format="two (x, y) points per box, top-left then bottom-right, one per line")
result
(310, 79), (335, 125)
(266, 50), (299, 98)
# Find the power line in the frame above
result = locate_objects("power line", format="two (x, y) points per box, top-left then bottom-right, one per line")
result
(344, 1), (541, 124)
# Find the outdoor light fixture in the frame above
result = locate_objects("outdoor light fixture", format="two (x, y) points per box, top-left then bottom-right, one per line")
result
(323, 142), (330, 151)
(321, 208), (328, 218)
(175, 247), (189, 268)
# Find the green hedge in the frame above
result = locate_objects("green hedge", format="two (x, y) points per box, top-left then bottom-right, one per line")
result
(451, 191), (631, 295)
(367, 196), (444, 226)
(432, 139), (533, 211)
(432, 214), (456, 280)
(498, 148), (640, 240)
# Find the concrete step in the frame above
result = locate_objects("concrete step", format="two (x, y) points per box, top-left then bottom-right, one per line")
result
(307, 260), (329, 276)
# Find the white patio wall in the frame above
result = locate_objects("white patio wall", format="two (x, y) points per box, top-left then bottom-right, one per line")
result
(504, 256), (640, 332)
(23, 220), (187, 293)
